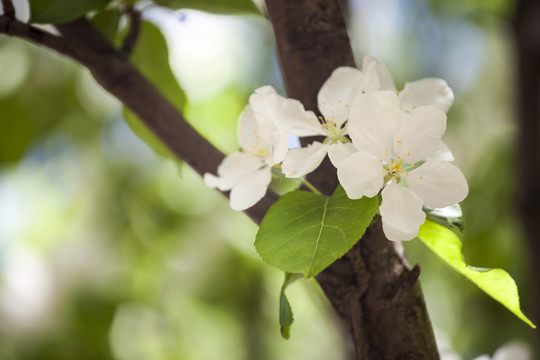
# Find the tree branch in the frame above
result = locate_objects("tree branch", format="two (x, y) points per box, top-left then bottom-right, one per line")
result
(265, 0), (439, 358)
(1, 0), (15, 18)
(0, 15), (277, 224)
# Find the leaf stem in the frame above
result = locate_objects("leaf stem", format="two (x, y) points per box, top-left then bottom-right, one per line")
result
(297, 178), (322, 195)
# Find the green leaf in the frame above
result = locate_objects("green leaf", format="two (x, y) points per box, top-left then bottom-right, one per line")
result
(418, 220), (536, 328)
(154, 0), (260, 15)
(255, 186), (378, 278)
(123, 21), (186, 159)
(29, 0), (111, 24)
(424, 203), (465, 232)
(279, 272), (302, 339)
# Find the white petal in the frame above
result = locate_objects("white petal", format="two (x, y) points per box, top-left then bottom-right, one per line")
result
(250, 86), (320, 137)
(281, 142), (329, 178)
(337, 151), (385, 199)
(399, 78), (454, 113)
(394, 105), (446, 163)
(361, 55), (395, 92)
(268, 130), (289, 165)
(230, 167), (272, 210)
(348, 91), (402, 161)
(206, 152), (264, 191)
(317, 66), (364, 126)
(426, 139), (454, 162)
(237, 105), (271, 154)
(407, 160), (468, 208)
(327, 142), (357, 167)
(379, 183), (426, 241)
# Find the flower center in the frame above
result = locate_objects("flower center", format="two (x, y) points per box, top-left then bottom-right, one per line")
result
(319, 116), (348, 143)
(382, 156), (417, 185)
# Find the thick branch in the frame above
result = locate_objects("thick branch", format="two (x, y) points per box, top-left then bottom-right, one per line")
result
(265, 0), (439, 358)
(0, 15), (277, 223)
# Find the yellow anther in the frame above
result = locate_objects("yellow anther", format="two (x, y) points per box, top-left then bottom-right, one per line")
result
(407, 152), (410, 156)
(397, 140), (402, 144)
(419, 176), (423, 179)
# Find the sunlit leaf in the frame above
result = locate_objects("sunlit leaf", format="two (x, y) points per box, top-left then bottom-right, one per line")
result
(418, 220), (536, 328)
(123, 21), (186, 159)
(279, 272), (302, 339)
(29, 0), (111, 24)
(255, 186), (378, 278)
(154, 0), (260, 15)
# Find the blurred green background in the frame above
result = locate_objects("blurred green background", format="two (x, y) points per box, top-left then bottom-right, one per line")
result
(0, 0), (537, 359)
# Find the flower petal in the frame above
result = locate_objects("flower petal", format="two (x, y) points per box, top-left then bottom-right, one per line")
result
(327, 142), (357, 167)
(337, 151), (385, 199)
(362, 55), (395, 92)
(281, 141), (329, 178)
(426, 139), (455, 162)
(230, 166), (272, 210)
(399, 78), (454, 113)
(348, 91), (402, 161)
(250, 86), (320, 137)
(268, 130), (289, 165)
(407, 160), (468, 208)
(394, 105), (446, 163)
(238, 105), (271, 154)
(317, 67), (364, 126)
(379, 183), (426, 241)
(205, 152), (264, 191)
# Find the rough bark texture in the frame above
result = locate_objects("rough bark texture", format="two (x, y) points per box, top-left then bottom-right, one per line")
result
(514, 0), (540, 334)
(265, 1), (439, 358)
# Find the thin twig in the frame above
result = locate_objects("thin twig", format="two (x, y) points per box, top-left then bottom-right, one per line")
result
(121, 6), (141, 56)
(1, 0), (15, 18)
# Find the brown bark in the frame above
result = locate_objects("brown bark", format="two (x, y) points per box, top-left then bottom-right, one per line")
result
(265, 0), (439, 358)
(514, 0), (540, 334)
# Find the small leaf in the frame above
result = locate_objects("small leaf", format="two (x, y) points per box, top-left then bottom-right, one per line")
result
(91, 9), (122, 43)
(255, 186), (378, 278)
(424, 203), (465, 232)
(279, 272), (301, 339)
(29, 0), (111, 24)
(123, 21), (186, 159)
(418, 220), (536, 328)
(154, 0), (260, 15)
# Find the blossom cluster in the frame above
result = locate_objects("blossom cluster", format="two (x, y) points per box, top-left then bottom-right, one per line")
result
(204, 56), (468, 241)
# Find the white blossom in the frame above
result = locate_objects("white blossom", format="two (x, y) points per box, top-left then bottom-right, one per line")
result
(337, 91), (468, 241)
(278, 66), (371, 178)
(203, 87), (288, 210)
(362, 55), (456, 161)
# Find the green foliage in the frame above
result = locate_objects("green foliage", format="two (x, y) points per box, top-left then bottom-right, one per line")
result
(418, 220), (535, 328)
(154, 0), (260, 15)
(0, 100), (35, 163)
(91, 9), (122, 43)
(279, 273), (302, 339)
(29, 0), (111, 24)
(255, 186), (378, 278)
(424, 204), (465, 232)
(124, 21), (186, 159)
